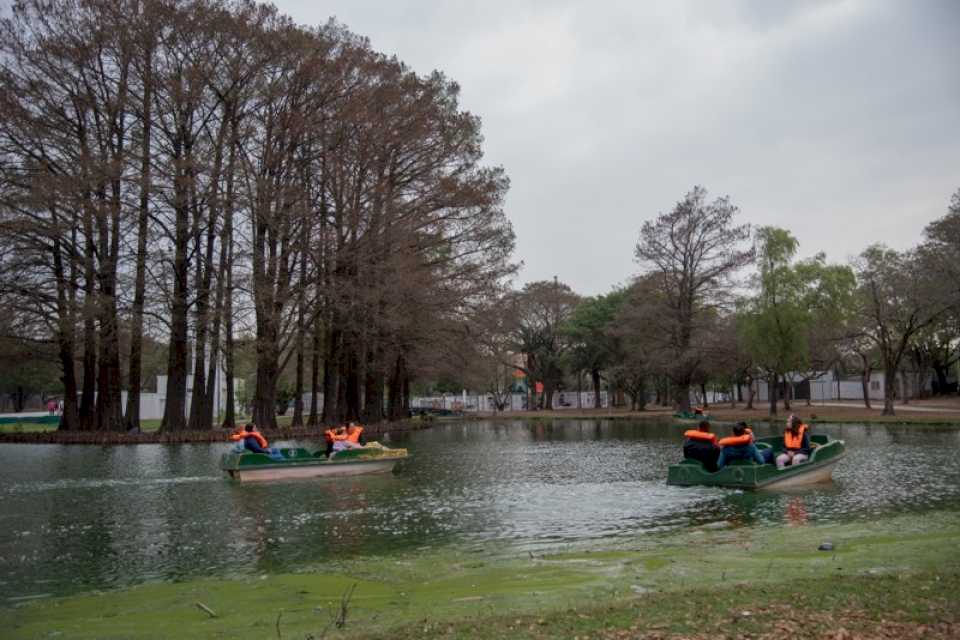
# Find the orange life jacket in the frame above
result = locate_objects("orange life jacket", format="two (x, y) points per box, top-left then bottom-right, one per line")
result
(719, 434), (752, 447)
(346, 426), (364, 444)
(323, 429), (337, 443)
(230, 429), (267, 449)
(684, 430), (717, 445)
(784, 424), (808, 450)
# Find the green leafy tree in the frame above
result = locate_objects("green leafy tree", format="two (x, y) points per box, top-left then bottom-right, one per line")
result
(564, 289), (628, 409)
(504, 279), (580, 410)
(740, 227), (854, 416)
(852, 245), (953, 415)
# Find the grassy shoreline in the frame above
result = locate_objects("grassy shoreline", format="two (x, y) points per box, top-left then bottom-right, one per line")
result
(3, 408), (956, 441)
(8, 510), (960, 639)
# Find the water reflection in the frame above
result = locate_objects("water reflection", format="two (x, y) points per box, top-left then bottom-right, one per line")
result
(1, 419), (958, 602)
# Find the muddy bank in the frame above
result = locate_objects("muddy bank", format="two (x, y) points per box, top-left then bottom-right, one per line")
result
(0, 419), (429, 445)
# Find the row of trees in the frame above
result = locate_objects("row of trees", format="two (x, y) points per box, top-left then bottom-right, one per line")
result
(460, 187), (959, 417)
(0, 0), (515, 431)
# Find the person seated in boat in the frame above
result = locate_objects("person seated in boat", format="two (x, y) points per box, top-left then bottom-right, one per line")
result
(717, 422), (765, 469)
(682, 420), (720, 472)
(776, 415), (811, 470)
(345, 421), (365, 446)
(328, 424), (366, 458)
(323, 425), (347, 458)
(693, 406), (708, 418)
(230, 423), (270, 454)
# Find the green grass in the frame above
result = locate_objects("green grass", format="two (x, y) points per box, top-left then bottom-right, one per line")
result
(7, 510), (959, 639)
(366, 570), (960, 639)
(0, 422), (58, 433)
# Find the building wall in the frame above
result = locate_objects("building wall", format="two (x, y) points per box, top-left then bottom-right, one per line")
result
(741, 370), (925, 403)
(411, 390), (609, 412)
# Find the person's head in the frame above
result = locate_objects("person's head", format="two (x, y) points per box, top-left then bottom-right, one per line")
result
(787, 415), (801, 431)
(245, 423), (255, 432)
(698, 420), (711, 432)
(733, 423), (747, 437)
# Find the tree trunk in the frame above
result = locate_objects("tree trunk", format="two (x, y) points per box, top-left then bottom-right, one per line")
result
(221, 236), (236, 430)
(219, 117), (238, 431)
(675, 383), (691, 413)
(882, 363), (897, 416)
(768, 374), (778, 417)
(782, 375), (791, 411)
(125, 44), (153, 431)
(592, 369), (601, 409)
(860, 356), (872, 410)
(746, 376), (755, 410)
(344, 344), (361, 421)
(52, 234), (79, 431)
(308, 314), (321, 427)
(322, 326), (340, 423)
(700, 382), (709, 409)
(933, 365), (948, 395)
(160, 154), (192, 432)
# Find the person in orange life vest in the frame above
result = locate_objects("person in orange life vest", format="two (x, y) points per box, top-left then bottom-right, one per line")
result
(346, 422), (365, 445)
(682, 420), (720, 472)
(230, 423), (270, 454)
(717, 422), (765, 469)
(330, 423), (365, 458)
(776, 415), (811, 469)
(322, 425), (349, 458)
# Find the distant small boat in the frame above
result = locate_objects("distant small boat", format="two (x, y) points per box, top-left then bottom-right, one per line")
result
(672, 411), (725, 426)
(221, 443), (408, 482)
(667, 434), (845, 490)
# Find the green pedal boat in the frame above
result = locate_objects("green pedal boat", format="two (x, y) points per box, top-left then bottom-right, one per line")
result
(221, 442), (408, 482)
(667, 434), (845, 490)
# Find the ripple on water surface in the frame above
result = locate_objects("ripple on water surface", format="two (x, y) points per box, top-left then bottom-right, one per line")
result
(1, 420), (958, 602)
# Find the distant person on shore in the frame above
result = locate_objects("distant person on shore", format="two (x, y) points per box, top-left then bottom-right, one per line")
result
(682, 420), (720, 471)
(718, 422), (765, 469)
(776, 415), (811, 469)
(47, 399), (57, 416)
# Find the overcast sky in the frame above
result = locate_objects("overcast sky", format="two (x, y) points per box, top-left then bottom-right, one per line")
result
(281, 0), (958, 294)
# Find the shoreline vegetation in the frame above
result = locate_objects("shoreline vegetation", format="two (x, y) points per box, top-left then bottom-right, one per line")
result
(7, 510), (959, 639)
(0, 401), (957, 443)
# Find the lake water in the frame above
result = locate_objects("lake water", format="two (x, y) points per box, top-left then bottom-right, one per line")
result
(2, 419), (959, 603)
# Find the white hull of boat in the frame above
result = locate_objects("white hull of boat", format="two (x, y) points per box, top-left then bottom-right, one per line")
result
(228, 458), (399, 482)
(757, 456), (843, 490)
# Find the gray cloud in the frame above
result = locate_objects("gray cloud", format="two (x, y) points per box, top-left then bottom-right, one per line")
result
(279, 0), (960, 294)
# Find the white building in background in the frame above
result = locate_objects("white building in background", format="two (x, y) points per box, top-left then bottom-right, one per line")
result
(740, 370), (934, 403)
(141, 364), (241, 421)
(411, 390), (609, 413)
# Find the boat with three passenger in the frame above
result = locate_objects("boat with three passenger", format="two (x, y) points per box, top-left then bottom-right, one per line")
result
(667, 433), (845, 490)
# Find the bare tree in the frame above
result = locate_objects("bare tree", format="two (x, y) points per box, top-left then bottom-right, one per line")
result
(634, 186), (753, 412)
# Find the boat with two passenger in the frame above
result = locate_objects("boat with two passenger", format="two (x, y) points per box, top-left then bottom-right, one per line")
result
(220, 423), (408, 482)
